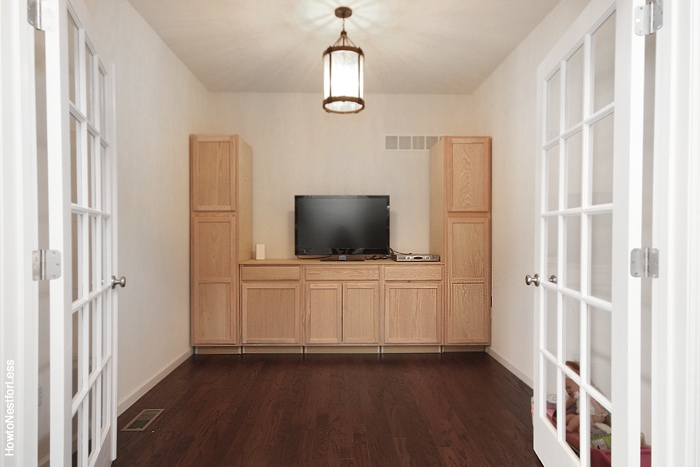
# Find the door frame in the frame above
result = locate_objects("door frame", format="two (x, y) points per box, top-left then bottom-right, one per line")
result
(651, 0), (700, 465)
(1, 1), (40, 465)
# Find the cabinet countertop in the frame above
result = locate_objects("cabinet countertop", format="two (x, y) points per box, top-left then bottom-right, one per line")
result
(239, 258), (444, 266)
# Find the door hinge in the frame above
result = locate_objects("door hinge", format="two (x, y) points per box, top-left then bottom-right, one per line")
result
(27, 0), (58, 32)
(32, 249), (62, 281)
(630, 247), (659, 278)
(634, 0), (663, 36)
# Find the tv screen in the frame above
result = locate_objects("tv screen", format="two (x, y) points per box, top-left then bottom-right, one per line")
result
(295, 195), (390, 257)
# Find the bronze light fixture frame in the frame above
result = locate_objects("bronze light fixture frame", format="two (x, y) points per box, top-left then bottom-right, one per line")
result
(322, 7), (365, 114)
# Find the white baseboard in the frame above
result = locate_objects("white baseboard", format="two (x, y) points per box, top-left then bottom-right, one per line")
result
(117, 348), (193, 415)
(486, 347), (533, 389)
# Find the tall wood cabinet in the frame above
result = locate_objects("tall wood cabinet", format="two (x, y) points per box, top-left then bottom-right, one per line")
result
(430, 136), (492, 345)
(190, 135), (252, 345)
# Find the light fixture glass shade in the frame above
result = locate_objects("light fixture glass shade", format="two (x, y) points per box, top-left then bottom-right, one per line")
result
(323, 42), (364, 113)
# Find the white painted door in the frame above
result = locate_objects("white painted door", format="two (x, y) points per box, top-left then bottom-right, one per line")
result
(531, 0), (646, 465)
(46, 2), (119, 466)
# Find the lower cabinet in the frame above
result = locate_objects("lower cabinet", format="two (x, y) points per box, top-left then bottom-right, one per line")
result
(384, 265), (443, 344)
(240, 265), (302, 344)
(233, 261), (489, 351)
(306, 282), (380, 345)
(305, 266), (380, 345)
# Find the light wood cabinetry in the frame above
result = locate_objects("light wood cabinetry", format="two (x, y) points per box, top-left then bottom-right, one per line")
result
(191, 214), (236, 344)
(430, 136), (492, 345)
(384, 265), (443, 344)
(240, 265), (302, 344)
(304, 266), (380, 345)
(190, 134), (491, 351)
(190, 135), (252, 345)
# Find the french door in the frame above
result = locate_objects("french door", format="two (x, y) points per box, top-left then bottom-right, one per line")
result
(531, 0), (646, 465)
(46, 1), (119, 466)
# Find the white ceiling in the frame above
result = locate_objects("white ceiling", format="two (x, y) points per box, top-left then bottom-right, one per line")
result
(127, 0), (561, 95)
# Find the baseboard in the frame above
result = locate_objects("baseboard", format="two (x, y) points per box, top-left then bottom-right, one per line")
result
(117, 348), (193, 415)
(485, 347), (533, 389)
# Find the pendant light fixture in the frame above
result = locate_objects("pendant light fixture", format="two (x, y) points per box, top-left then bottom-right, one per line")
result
(323, 7), (364, 114)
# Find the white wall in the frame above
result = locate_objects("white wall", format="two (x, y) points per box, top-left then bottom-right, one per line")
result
(70, 0), (214, 412)
(67, 0), (475, 416)
(94, 0), (590, 410)
(206, 93), (474, 259)
(69, 0), (594, 420)
(469, 0), (590, 384)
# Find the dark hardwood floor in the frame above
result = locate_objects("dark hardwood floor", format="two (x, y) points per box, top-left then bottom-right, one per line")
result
(113, 352), (543, 467)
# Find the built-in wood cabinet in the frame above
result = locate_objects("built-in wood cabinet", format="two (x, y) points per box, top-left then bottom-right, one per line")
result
(239, 265), (302, 345)
(190, 135), (252, 345)
(430, 136), (492, 345)
(384, 265), (443, 344)
(305, 266), (380, 345)
(191, 214), (237, 344)
(190, 134), (491, 352)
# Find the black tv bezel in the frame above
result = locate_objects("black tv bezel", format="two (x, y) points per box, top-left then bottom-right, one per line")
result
(294, 195), (391, 257)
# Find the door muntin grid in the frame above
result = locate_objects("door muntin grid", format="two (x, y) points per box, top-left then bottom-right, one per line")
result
(68, 6), (114, 466)
(538, 8), (616, 464)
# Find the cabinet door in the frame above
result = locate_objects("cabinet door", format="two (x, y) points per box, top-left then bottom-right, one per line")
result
(448, 217), (490, 281)
(191, 215), (237, 344)
(241, 282), (301, 344)
(385, 283), (442, 344)
(342, 282), (380, 344)
(446, 282), (490, 344)
(446, 137), (491, 213)
(446, 216), (491, 344)
(191, 135), (237, 212)
(306, 283), (342, 344)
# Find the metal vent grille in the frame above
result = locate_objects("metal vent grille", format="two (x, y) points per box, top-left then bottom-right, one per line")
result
(384, 135), (442, 151)
(121, 409), (164, 432)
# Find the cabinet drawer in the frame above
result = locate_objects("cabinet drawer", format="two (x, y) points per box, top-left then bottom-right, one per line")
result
(384, 265), (443, 281)
(305, 266), (379, 281)
(240, 266), (300, 281)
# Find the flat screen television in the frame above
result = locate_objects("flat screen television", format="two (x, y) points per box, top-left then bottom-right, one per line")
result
(294, 195), (390, 259)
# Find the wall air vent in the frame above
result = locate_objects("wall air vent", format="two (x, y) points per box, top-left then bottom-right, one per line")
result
(384, 135), (442, 151)
(121, 409), (164, 432)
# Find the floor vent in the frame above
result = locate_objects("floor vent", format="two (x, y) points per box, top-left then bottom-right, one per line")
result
(121, 409), (164, 432)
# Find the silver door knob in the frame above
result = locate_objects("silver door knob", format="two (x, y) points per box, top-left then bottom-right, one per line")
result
(111, 275), (126, 289)
(525, 274), (540, 286)
(548, 275), (558, 284)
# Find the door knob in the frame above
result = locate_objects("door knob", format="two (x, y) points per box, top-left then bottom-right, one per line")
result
(111, 275), (126, 289)
(525, 274), (540, 286)
(548, 275), (558, 284)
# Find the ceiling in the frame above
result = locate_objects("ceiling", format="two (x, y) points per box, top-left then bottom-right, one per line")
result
(127, 0), (562, 95)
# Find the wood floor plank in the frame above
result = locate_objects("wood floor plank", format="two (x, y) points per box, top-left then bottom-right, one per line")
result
(113, 352), (543, 467)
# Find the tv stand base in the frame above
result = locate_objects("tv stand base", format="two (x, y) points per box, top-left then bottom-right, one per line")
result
(321, 255), (365, 261)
